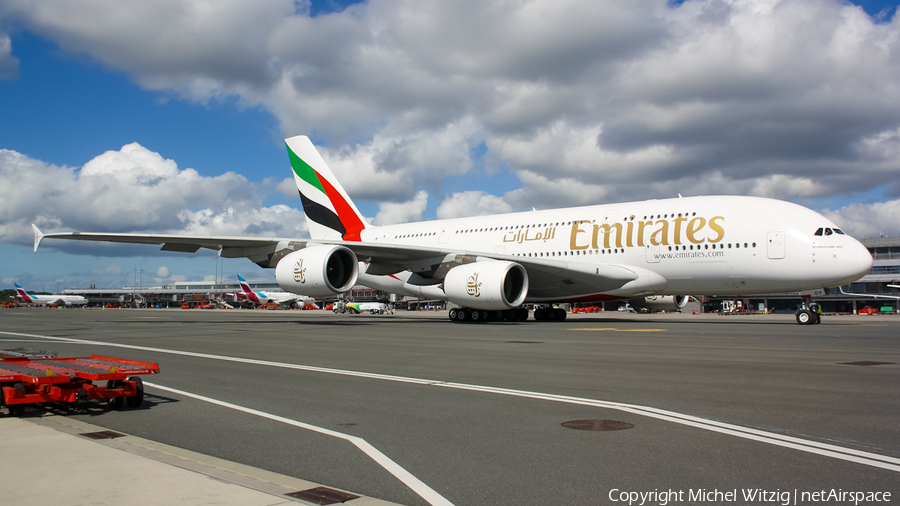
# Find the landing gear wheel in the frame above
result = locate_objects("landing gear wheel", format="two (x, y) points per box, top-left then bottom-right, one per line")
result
(517, 308), (529, 321)
(534, 308), (545, 321)
(125, 377), (144, 408)
(455, 308), (468, 322)
(449, 308), (459, 320)
(469, 309), (482, 322)
(795, 310), (815, 325)
(547, 309), (559, 321)
(555, 308), (567, 321)
(106, 380), (124, 409)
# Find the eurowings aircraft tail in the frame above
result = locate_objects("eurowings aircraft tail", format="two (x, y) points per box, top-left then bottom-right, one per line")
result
(235, 274), (261, 304)
(236, 274), (254, 294)
(13, 283), (33, 302)
(285, 135), (368, 241)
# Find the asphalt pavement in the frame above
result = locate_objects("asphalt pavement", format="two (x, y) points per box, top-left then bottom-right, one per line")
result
(1, 308), (898, 505)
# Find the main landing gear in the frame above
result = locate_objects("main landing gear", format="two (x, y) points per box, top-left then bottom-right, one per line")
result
(533, 307), (567, 322)
(449, 307), (528, 322)
(448, 306), (567, 322)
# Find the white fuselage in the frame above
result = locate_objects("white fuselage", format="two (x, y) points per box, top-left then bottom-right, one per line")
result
(355, 195), (872, 302)
(237, 290), (313, 306)
(16, 293), (88, 306)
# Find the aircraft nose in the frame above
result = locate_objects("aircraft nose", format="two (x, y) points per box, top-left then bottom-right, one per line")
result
(840, 239), (873, 283)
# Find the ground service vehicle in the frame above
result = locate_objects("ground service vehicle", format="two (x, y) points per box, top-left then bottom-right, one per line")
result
(1, 354), (159, 416)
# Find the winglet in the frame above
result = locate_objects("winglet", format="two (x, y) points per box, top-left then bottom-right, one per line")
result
(32, 224), (44, 252)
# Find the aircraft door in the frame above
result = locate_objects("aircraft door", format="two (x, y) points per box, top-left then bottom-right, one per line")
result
(439, 224), (454, 244)
(644, 226), (660, 263)
(767, 231), (785, 259)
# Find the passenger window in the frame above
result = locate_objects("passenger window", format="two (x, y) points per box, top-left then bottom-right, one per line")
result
(814, 228), (823, 236)
(825, 228), (833, 236)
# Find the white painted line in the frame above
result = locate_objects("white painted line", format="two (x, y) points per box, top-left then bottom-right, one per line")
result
(2, 330), (899, 473)
(143, 381), (454, 506)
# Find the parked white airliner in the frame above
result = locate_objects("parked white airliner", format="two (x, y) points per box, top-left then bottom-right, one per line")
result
(32, 135), (873, 324)
(13, 283), (88, 306)
(234, 274), (317, 308)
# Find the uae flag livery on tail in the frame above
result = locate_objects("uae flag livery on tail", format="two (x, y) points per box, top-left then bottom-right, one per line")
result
(286, 136), (367, 241)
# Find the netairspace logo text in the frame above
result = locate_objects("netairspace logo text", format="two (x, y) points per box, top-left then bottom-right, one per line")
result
(608, 488), (891, 506)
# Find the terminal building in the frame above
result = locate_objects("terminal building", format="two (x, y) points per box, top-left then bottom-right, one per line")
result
(59, 237), (900, 313)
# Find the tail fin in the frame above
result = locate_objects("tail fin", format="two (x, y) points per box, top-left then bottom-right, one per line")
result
(236, 274), (253, 294)
(236, 274), (261, 303)
(285, 135), (368, 241)
(14, 283), (32, 302)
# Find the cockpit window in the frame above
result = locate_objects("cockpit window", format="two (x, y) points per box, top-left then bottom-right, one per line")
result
(834, 228), (845, 235)
(825, 228), (833, 236)
(814, 228), (824, 236)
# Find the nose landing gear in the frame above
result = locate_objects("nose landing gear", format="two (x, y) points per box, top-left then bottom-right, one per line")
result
(795, 302), (822, 325)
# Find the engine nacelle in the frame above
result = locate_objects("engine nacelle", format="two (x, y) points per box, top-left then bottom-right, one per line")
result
(444, 261), (528, 310)
(275, 245), (359, 297)
(628, 295), (689, 312)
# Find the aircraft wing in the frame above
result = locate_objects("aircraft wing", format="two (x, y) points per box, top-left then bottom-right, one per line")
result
(34, 225), (640, 296)
(33, 225), (304, 267)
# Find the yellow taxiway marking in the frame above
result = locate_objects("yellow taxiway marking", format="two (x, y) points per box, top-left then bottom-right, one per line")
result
(570, 328), (667, 332)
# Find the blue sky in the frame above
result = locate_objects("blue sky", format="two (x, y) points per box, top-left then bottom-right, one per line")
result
(1, 0), (899, 290)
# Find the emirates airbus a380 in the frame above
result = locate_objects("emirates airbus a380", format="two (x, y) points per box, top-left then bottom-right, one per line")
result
(33, 135), (873, 325)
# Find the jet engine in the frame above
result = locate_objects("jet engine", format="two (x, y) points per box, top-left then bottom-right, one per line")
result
(628, 295), (689, 312)
(443, 261), (528, 310)
(275, 245), (359, 297)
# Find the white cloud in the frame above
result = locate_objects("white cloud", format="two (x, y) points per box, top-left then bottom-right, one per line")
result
(821, 200), (900, 238)
(0, 145), (309, 249)
(275, 177), (300, 199)
(151, 265), (189, 285)
(372, 190), (428, 225)
(93, 263), (123, 275)
(2, 0), (900, 214)
(436, 191), (513, 220)
(0, 33), (19, 79)
(317, 121), (477, 202)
